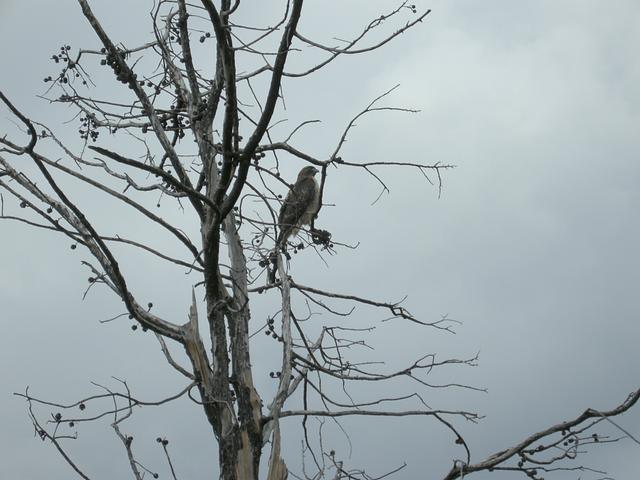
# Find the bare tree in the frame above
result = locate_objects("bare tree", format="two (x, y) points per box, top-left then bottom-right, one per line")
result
(1, 1), (637, 479)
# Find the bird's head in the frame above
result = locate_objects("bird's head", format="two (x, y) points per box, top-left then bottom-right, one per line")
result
(298, 165), (319, 178)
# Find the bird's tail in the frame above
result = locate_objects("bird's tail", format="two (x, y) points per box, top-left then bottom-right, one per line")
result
(267, 247), (279, 284)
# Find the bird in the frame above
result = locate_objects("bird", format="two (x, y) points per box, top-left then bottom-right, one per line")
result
(276, 165), (320, 248)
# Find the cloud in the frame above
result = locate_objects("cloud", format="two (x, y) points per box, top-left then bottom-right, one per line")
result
(0, 1), (638, 479)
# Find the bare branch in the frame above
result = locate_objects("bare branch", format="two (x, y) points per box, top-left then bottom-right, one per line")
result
(443, 388), (640, 480)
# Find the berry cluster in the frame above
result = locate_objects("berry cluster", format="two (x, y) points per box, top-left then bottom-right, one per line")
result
(264, 316), (281, 341)
(169, 27), (182, 44)
(311, 228), (333, 249)
(43, 44), (88, 86)
(253, 151), (266, 164)
(162, 111), (188, 139)
(99, 47), (137, 87)
(78, 115), (99, 142)
(191, 98), (209, 122)
(199, 32), (212, 43)
(269, 371), (295, 380)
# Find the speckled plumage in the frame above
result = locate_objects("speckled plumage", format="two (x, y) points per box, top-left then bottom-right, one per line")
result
(276, 166), (320, 245)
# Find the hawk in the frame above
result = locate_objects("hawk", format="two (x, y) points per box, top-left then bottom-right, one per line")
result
(276, 165), (320, 247)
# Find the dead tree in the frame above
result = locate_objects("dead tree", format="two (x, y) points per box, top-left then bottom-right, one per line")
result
(1, 1), (637, 479)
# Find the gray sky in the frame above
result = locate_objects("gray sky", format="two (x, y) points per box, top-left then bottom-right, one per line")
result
(1, 1), (639, 479)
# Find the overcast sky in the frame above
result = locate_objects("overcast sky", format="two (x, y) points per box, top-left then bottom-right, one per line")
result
(1, 1), (639, 479)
